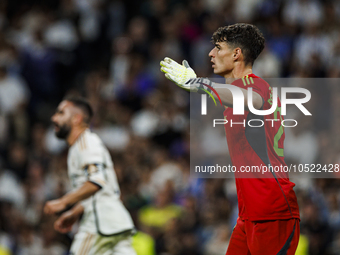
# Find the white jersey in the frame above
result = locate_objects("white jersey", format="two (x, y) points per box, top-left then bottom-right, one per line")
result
(67, 129), (134, 235)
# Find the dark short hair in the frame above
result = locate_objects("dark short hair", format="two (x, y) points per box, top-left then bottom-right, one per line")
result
(63, 96), (93, 124)
(212, 23), (265, 66)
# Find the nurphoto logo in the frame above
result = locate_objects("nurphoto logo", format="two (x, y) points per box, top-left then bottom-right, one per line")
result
(198, 80), (312, 128)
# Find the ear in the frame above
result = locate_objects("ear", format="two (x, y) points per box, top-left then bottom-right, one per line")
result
(233, 48), (242, 61)
(72, 113), (83, 126)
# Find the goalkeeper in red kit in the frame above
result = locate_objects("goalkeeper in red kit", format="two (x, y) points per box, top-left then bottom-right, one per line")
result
(160, 23), (300, 255)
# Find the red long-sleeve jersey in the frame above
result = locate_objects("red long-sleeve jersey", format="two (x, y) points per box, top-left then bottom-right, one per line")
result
(223, 74), (300, 221)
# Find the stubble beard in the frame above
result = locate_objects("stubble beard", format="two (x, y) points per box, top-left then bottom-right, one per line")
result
(55, 124), (71, 139)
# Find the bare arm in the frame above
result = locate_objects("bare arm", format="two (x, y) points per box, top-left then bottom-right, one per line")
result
(54, 203), (84, 233)
(44, 181), (100, 215)
(60, 181), (100, 207)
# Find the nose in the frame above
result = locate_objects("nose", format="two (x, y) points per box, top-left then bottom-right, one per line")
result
(51, 113), (57, 123)
(209, 48), (215, 58)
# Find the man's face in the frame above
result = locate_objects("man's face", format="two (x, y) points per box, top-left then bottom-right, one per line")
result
(51, 101), (73, 139)
(209, 42), (235, 76)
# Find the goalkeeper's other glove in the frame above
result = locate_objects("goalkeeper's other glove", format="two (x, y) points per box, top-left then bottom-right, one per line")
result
(160, 57), (214, 93)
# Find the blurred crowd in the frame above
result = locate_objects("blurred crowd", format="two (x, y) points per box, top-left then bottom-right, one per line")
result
(0, 0), (340, 254)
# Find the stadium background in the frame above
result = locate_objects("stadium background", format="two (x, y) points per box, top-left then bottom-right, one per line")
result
(0, 0), (339, 254)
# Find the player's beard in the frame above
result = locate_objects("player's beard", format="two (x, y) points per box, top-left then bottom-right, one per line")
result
(55, 123), (71, 139)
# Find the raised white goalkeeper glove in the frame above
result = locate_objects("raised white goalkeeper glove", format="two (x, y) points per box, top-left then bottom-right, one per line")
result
(160, 57), (215, 94)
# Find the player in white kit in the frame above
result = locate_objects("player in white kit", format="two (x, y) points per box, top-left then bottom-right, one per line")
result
(44, 96), (136, 255)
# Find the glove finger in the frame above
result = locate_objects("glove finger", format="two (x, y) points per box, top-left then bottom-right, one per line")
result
(164, 57), (183, 69)
(163, 59), (187, 74)
(160, 66), (171, 74)
(182, 60), (191, 68)
(165, 73), (177, 82)
(160, 61), (173, 69)
(164, 57), (175, 63)
(161, 66), (177, 75)
(160, 60), (170, 68)
(161, 67), (183, 78)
